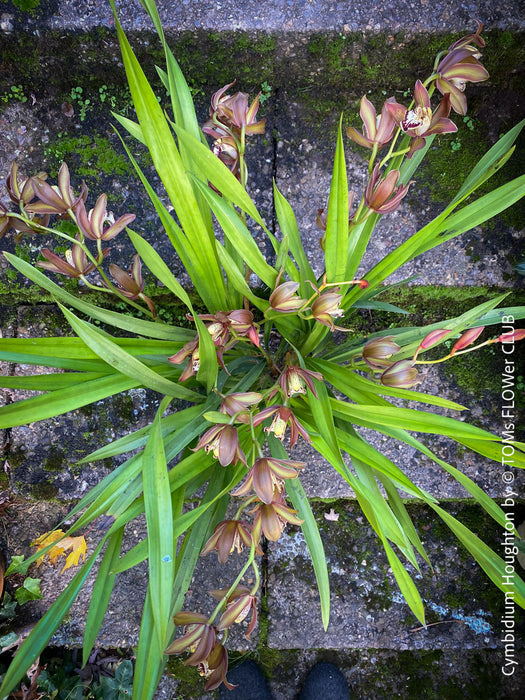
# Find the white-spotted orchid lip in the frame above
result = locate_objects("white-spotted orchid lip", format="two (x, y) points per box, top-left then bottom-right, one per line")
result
(401, 106), (432, 135)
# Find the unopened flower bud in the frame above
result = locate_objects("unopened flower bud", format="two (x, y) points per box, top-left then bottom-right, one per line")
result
(380, 360), (419, 388)
(269, 280), (307, 313)
(451, 326), (484, 354)
(363, 336), (400, 370)
(496, 329), (525, 343)
(311, 290), (344, 330)
(418, 329), (452, 350)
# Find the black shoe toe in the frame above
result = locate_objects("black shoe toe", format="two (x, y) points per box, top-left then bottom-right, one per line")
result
(298, 661), (349, 700)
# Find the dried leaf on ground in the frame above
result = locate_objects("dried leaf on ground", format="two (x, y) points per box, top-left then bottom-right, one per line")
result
(32, 529), (87, 573)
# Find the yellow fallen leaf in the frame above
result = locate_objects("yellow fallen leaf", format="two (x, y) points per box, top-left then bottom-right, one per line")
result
(61, 536), (87, 572)
(32, 529), (87, 573)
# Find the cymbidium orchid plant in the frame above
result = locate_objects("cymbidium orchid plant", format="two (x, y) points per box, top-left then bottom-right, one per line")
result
(1, 1), (525, 696)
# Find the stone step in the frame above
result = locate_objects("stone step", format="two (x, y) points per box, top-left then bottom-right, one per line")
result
(4, 0), (525, 33)
(1, 5), (523, 292)
(1, 3), (524, 697)
(2, 303), (524, 506)
(2, 496), (524, 698)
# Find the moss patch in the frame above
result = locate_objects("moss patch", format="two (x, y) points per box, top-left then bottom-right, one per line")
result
(43, 134), (135, 180)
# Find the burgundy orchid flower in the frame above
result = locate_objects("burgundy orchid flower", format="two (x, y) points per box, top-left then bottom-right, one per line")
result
(75, 194), (135, 241)
(201, 643), (235, 692)
(311, 290), (345, 330)
(193, 424), (247, 467)
(279, 366), (323, 398)
(251, 488), (304, 542)
(231, 456), (305, 504)
(25, 163), (87, 215)
(37, 240), (107, 278)
(269, 279), (308, 314)
(346, 96), (397, 149)
(6, 162), (47, 207)
(168, 338), (200, 381)
(108, 255), (156, 317)
(200, 520), (260, 563)
(435, 47), (489, 115)
(220, 392), (263, 423)
(166, 612), (216, 664)
(216, 588), (258, 638)
(253, 405), (311, 448)
(364, 164), (412, 214)
(386, 81), (457, 157)
(450, 326), (484, 355)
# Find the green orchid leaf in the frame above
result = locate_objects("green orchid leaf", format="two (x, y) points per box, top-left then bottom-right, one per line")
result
(83, 528), (124, 666)
(450, 119), (524, 205)
(143, 397), (175, 649)
(431, 504), (525, 608)
(273, 181), (317, 288)
(269, 434), (330, 630)
(173, 125), (268, 231)
(58, 305), (202, 401)
(0, 373), (137, 430)
(325, 117), (349, 283)
(193, 178), (277, 289)
(383, 539), (426, 625)
(109, 2), (227, 311)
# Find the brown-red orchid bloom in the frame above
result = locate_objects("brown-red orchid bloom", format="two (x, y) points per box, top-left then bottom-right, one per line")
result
(200, 519), (260, 563)
(386, 81), (457, 157)
(346, 96), (397, 149)
(193, 424), (247, 467)
(231, 456), (305, 504)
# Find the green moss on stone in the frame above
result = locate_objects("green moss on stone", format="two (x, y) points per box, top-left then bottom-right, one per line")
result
(43, 447), (66, 472)
(43, 134), (136, 181)
(29, 480), (59, 500)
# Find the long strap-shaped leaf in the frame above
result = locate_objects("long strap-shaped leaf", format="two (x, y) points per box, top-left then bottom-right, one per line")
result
(382, 538), (425, 625)
(82, 528), (124, 665)
(310, 358), (466, 411)
(330, 399), (513, 443)
(0, 336), (188, 361)
(431, 503), (525, 608)
(274, 182), (317, 290)
(325, 117), (349, 283)
(449, 119), (524, 206)
(268, 434), (330, 630)
(0, 372), (108, 391)
(59, 305), (201, 401)
(193, 178), (278, 289)
(109, 0), (227, 311)
(0, 373), (138, 429)
(143, 397), (174, 650)
(174, 125), (268, 231)
(3, 253), (187, 341)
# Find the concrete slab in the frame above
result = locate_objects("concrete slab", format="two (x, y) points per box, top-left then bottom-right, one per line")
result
(266, 502), (525, 651)
(1, 499), (259, 652)
(6, 0), (525, 33)
(262, 647), (525, 700)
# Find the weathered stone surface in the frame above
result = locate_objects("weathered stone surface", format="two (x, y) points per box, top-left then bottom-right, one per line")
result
(264, 648), (525, 700)
(6, 0), (525, 33)
(0, 2), (524, 696)
(1, 500), (259, 652)
(267, 503), (525, 651)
